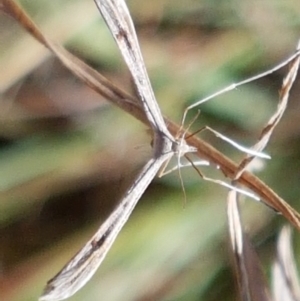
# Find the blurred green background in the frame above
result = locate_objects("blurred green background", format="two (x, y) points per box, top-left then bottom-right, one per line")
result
(1, 0), (300, 300)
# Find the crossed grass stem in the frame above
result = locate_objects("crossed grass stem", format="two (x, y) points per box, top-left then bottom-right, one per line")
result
(5, 0), (300, 229)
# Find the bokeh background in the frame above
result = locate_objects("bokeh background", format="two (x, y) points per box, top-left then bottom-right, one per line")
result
(1, 0), (300, 300)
